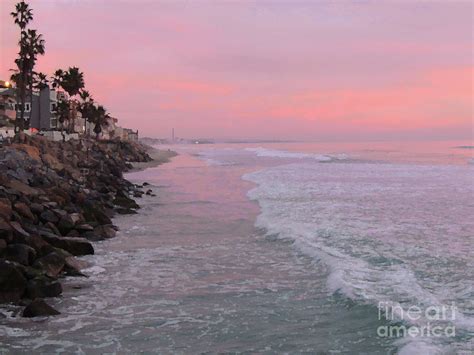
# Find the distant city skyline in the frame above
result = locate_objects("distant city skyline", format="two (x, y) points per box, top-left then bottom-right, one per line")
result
(1, 0), (472, 141)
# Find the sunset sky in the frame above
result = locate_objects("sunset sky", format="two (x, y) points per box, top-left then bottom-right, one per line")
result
(1, 0), (472, 141)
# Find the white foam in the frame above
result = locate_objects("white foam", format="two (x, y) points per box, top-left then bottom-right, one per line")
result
(243, 161), (474, 351)
(0, 327), (30, 337)
(83, 266), (106, 275)
(245, 147), (347, 161)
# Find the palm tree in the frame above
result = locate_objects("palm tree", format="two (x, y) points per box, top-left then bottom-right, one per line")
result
(56, 99), (69, 141)
(51, 69), (64, 90)
(23, 29), (45, 129)
(33, 72), (48, 128)
(11, 1), (32, 29)
(60, 67), (84, 97)
(78, 90), (95, 136)
(51, 67), (85, 133)
(10, 1), (33, 132)
(34, 72), (48, 91)
(91, 105), (110, 139)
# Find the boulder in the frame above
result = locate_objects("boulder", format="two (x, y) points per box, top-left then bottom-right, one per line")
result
(25, 276), (63, 299)
(14, 202), (35, 221)
(115, 207), (138, 215)
(69, 213), (83, 225)
(41, 235), (94, 256)
(20, 265), (45, 280)
(3, 244), (36, 266)
(45, 222), (61, 236)
(0, 218), (13, 242)
(24, 234), (54, 257)
(41, 153), (64, 172)
(9, 221), (30, 238)
(66, 229), (81, 238)
(64, 256), (88, 277)
(113, 195), (139, 210)
(22, 299), (60, 317)
(57, 215), (75, 235)
(30, 202), (44, 215)
(75, 223), (94, 232)
(0, 260), (27, 303)
(0, 198), (12, 219)
(4, 179), (39, 196)
(82, 203), (112, 225)
(33, 252), (65, 278)
(40, 210), (59, 224)
(0, 239), (6, 254)
(52, 208), (68, 219)
(10, 144), (41, 162)
(93, 225), (116, 240)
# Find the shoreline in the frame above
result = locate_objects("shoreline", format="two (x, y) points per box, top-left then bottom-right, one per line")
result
(0, 133), (176, 317)
(129, 145), (177, 172)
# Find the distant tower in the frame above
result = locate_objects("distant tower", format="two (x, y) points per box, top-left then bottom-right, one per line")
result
(172, 128), (175, 142)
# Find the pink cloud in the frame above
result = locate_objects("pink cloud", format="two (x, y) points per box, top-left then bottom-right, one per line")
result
(0, 0), (472, 140)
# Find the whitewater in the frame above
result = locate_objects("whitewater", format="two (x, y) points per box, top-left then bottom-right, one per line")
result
(1, 141), (472, 354)
(203, 142), (474, 353)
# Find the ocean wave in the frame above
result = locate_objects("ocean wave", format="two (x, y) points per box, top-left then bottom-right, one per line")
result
(245, 147), (347, 161)
(243, 162), (474, 353)
(200, 157), (237, 166)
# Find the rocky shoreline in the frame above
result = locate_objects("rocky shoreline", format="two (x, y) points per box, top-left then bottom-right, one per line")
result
(0, 134), (171, 317)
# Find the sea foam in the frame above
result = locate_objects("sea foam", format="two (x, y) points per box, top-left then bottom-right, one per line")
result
(245, 147), (347, 161)
(243, 161), (474, 353)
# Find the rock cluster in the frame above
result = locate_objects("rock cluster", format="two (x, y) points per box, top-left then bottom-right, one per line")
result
(0, 133), (152, 317)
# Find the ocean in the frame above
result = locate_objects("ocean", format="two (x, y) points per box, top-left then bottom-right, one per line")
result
(1, 141), (472, 354)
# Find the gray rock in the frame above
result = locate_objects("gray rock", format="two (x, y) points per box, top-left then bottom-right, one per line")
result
(0, 198), (12, 220)
(22, 299), (60, 317)
(33, 252), (65, 278)
(3, 244), (36, 266)
(41, 235), (94, 256)
(26, 276), (63, 299)
(0, 260), (27, 303)
(13, 202), (35, 221)
(40, 210), (59, 224)
(30, 203), (44, 214)
(57, 215), (75, 235)
(9, 221), (30, 238)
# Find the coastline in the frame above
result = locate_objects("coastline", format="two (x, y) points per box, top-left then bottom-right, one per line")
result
(0, 133), (176, 317)
(129, 145), (177, 172)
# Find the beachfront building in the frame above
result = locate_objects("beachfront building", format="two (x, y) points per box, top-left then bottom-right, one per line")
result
(0, 87), (16, 128)
(123, 128), (138, 142)
(103, 116), (119, 139)
(8, 87), (58, 131)
(12, 88), (81, 133)
(1, 80), (137, 142)
(28, 88), (59, 130)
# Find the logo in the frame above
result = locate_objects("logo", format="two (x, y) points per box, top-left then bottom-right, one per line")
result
(377, 302), (457, 338)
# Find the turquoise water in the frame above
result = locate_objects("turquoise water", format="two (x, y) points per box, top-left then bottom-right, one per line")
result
(0, 141), (472, 354)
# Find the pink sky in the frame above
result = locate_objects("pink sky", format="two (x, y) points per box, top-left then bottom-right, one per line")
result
(0, 0), (472, 141)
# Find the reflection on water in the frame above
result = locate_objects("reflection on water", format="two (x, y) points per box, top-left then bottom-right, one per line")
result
(0, 153), (392, 353)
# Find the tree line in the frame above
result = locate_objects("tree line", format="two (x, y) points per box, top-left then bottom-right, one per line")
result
(9, 0), (110, 138)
